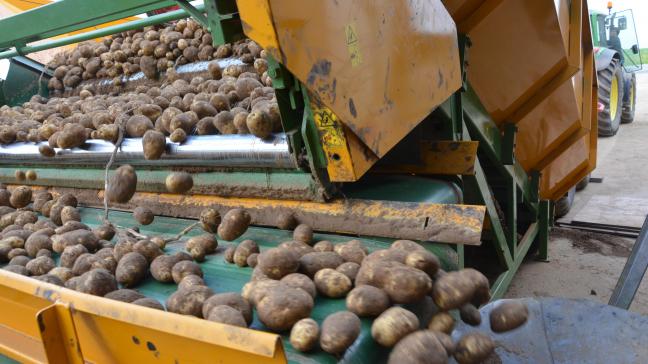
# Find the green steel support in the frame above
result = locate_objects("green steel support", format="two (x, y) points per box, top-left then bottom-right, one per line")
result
(203, 0), (244, 45)
(490, 222), (539, 299)
(537, 200), (551, 262)
(501, 124), (517, 166)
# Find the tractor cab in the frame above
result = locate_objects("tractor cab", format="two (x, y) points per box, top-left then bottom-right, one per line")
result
(593, 7), (642, 72)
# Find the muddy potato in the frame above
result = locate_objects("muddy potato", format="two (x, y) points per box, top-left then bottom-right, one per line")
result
(277, 241), (314, 258)
(256, 286), (314, 332)
(203, 305), (246, 326)
(428, 311), (455, 335)
(25, 256), (55, 276)
(169, 128), (186, 143)
(105, 289), (147, 303)
(126, 115), (154, 137)
(24, 234), (52, 257)
(358, 260), (432, 304)
(165, 172), (193, 193)
(35, 274), (64, 286)
(388, 330), (448, 364)
(25, 170), (37, 181)
(57, 123), (87, 149)
(346, 285), (390, 317)
(314, 268), (352, 298)
(223, 246), (235, 263)
(14, 210), (38, 226)
(209, 93), (229, 111)
(185, 234), (218, 262)
(196, 117), (218, 135)
(1, 236), (24, 249)
(8, 255), (30, 266)
(246, 110), (272, 139)
(133, 240), (163, 262)
(257, 247), (299, 279)
(48, 267), (75, 282)
(10, 186), (31, 208)
(166, 285), (214, 317)
(371, 307), (420, 347)
(293, 224), (313, 245)
(233, 111), (249, 133)
(336, 262), (361, 281)
(61, 206), (81, 224)
(246, 253), (259, 267)
(214, 110), (236, 134)
(191, 100), (217, 118)
(106, 165), (137, 203)
(217, 208), (251, 241)
(39, 144), (56, 158)
(133, 206), (154, 225)
(0, 189), (11, 206)
(76, 268), (118, 296)
(150, 255), (177, 283)
(313, 240), (334, 252)
(298, 252), (344, 277)
(71, 253), (100, 275)
(55, 221), (90, 235)
(281, 272), (317, 298)
(274, 212), (297, 230)
(431, 270), (476, 311)
(202, 292), (252, 324)
(60, 244), (88, 268)
(172, 260), (203, 284)
(131, 297), (164, 310)
(460, 303), (482, 326)
(93, 223), (116, 241)
(142, 130), (166, 160)
(4, 264), (29, 275)
(48, 204), (66, 226)
(454, 332), (495, 364)
(115, 252), (148, 287)
(178, 274), (205, 291)
(53, 229), (100, 253)
(233, 239), (259, 267)
(290, 318), (319, 352)
(235, 77), (263, 99)
(320, 311), (361, 355)
(59, 192), (78, 207)
(405, 249), (440, 277)
(489, 300), (528, 333)
(199, 208), (221, 233)
(335, 244), (366, 265)
(140, 55), (157, 79)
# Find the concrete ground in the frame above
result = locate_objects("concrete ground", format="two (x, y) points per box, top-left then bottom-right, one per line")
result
(506, 71), (648, 315)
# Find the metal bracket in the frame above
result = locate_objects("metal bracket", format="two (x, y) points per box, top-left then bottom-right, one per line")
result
(609, 215), (648, 309)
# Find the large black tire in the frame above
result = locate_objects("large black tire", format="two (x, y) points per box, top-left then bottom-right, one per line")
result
(621, 72), (637, 124)
(576, 174), (589, 191)
(598, 59), (624, 136)
(554, 186), (576, 219)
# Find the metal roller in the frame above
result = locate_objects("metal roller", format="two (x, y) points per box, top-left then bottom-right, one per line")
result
(0, 133), (297, 168)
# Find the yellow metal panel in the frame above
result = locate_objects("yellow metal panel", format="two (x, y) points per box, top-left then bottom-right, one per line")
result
(236, 0), (282, 60)
(37, 303), (84, 364)
(263, 0), (461, 161)
(0, 272), (287, 364)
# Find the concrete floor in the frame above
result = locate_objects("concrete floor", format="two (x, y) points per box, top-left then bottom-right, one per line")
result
(506, 71), (648, 315)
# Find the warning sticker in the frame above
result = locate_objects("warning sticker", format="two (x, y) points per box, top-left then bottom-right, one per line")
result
(345, 23), (362, 67)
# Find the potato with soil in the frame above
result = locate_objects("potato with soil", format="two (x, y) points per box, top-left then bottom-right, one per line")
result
(335, 243), (366, 265)
(53, 229), (100, 253)
(223, 246), (236, 263)
(60, 244), (88, 268)
(217, 208), (251, 241)
(8, 255), (30, 266)
(336, 262), (361, 281)
(151, 253), (186, 283)
(257, 247), (299, 279)
(24, 234), (52, 257)
(133, 240), (163, 263)
(428, 311), (455, 334)
(10, 186), (31, 208)
(185, 234), (218, 262)
(371, 307), (420, 347)
(233, 239), (259, 267)
(71, 253), (100, 275)
(489, 300), (528, 333)
(199, 208), (220, 233)
(278, 241), (314, 258)
(293, 224), (313, 245)
(298, 251), (344, 278)
(202, 292), (252, 324)
(172, 260), (203, 283)
(281, 272), (317, 298)
(290, 318), (319, 352)
(142, 130), (166, 160)
(205, 305), (247, 327)
(76, 268), (118, 296)
(346, 285), (390, 317)
(115, 252), (148, 288)
(388, 330), (448, 364)
(256, 285), (314, 332)
(61, 206), (81, 224)
(104, 288), (147, 303)
(431, 270), (477, 311)
(460, 303), (482, 326)
(133, 206), (154, 225)
(454, 332), (495, 364)
(39, 145), (56, 157)
(165, 172), (193, 193)
(276, 212), (297, 230)
(25, 170), (37, 181)
(178, 274), (205, 291)
(320, 311), (361, 355)
(313, 240), (334, 252)
(93, 223), (116, 241)
(106, 165), (137, 203)
(246, 110), (273, 139)
(126, 115), (154, 137)
(25, 256), (55, 276)
(356, 260), (432, 304)
(4, 264), (28, 275)
(57, 123), (87, 149)
(133, 298), (165, 310)
(405, 249), (440, 277)
(166, 285), (214, 317)
(314, 268), (352, 298)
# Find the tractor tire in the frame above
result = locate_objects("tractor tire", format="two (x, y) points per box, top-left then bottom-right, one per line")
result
(621, 72), (637, 124)
(576, 174), (590, 191)
(554, 186), (576, 219)
(597, 59), (624, 137)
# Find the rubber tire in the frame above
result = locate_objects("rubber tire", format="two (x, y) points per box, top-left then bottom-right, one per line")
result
(575, 174), (589, 191)
(597, 59), (624, 137)
(554, 186), (576, 219)
(621, 72), (636, 124)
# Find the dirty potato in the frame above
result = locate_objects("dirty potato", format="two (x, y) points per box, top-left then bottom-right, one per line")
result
(217, 208), (251, 241)
(106, 165), (137, 203)
(233, 239), (259, 267)
(166, 285), (214, 317)
(388, 330), (448, 364)
(428, 311), (455, 334)
(257, 247), (299, 279)
(256, 286), (314, 332)
(133, 206), (154, 225)
(293, 224), (313, 245)
(142, 130), (166, 160)
(371, 307), (420, 347)
(202, 292), (252, 325)
(10, 186), (32, 208)
(115, 252), (148, 287)
(454, 332), (495, 364)
(314, 268), (352, 298)
(199, 208), (221, 233)
(298, 251), (344, 277)
(290, 318), (319, 352)
(281, 272), (317, 298)
(346, 285), (390, 317)
(320, 311), (361, 355)
(165, 172), (193, 193)
(489, 300), (528, 333)
(25, 256), (56, 276)
(206, 305), (247, 327)
(172, 260), (203, 283)
(185, 234), (218, 262)
(76, 268), (118, 296)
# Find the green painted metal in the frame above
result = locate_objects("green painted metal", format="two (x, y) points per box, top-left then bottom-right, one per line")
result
(342, 175), (460, 204)
(203, 0), (244, 45)
(72, 207), (458, 364)
(1, 57), (49, 106)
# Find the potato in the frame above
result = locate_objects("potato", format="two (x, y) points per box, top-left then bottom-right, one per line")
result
(431, 270), (476, 311)
(35, 274), (64, 286)
(320, 311), (361, 354)
(346, 285), (390, 317)
(24, 234), (52, 257)
(169, 128), (186, 143)
(172, 260), (203, 283)
(335, 244), (366, 264)
(166, 285), (214, 317)
(246, 110), (272, 138)
(165, 172), (193, 193)
(104, 288), (146, 303)
(185, 234), (218, 262)
(371, 307), (419, 347)
(209, 93), (229, 111)
(184, 209), (213, 235)
(281, 272), (317, 298)
(207, 60), (222, 78)
(135, 104), (163, 121)
(233, 239), (259, 267)
(57, 123), (87, 149)
(217, 208), (251, 241)
(132, 298), (165, 310)
(256, 286), (313, 332)
(55, 221), (89, 235)
(489, 300), (528, 333)
(191, 100), (217, 118)
(314, 268), (352, 298)
(454, 332), (495, 364)
(464, 268), (490, 306)
(313, 240), (334, 252)
(132, 206), (154, 225)
(61, 206), (80, 224)
(405, 249), (440, 277)
(4, 264), (29, 275)
(25, 170), (37, 181)
(93, 223), (116, 241)
(133, 240), (163, 262)
(0, 190), (11, 206)
(10, 186), (31, 208)
(25, 256), (55, 275)
(233, 111), (249, 133)
(293, 224), (313, 245)
(60, 244), (88, 268)
(53, 229), (100, 253)
(459, 303), (482, 326)
(71, 253), (99, 275)
(290, 318), (319, 352)
(336, 262), (361, 281)
(178, 274), (205, 291)
(48, 204), (66, 226)
(278, 241), (315, 258)
(106, 165), (137, 203)
(298, 252), (344, 277)
(356, 260), (432, 304)
(49, 266), (76, 282)
(223, 246), (235, 263)
(140, 55), (157, 79)
(243, 253), (257, 268)
(126, 115), (154, 137)
(202, 292), (252, 324)
(425, 312), (454, 337)
(14, 170), (26, 182)
(1, 236), (24, 249)
(235, 77), (263, 99)
(90, 252), (117, 274)
(8, 255), (30, 266)
(150, 255), (178, 283)
(15, 211), (38, 226)
(388, 330), (448, 364)
(257, 247), (299, 279)
(115, 252), (148, 287)
(142, 130), (166, 160)
(76, 268), (118, 296)
(214, 110), (236, 134)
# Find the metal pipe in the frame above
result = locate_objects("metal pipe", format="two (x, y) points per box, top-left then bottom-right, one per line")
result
(0, 134), (297, 169)
(0, 4), (205, 61)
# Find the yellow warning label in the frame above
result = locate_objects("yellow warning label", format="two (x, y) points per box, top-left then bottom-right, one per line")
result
(344, 23), (362, 67)
(311, 101), (356, 181)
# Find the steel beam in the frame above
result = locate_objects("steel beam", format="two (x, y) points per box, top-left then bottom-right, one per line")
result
(609, 215), (648, 309)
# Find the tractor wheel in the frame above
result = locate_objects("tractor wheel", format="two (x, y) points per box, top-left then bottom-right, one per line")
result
(576, 174), (590, 191)
(597, 59), (624, 137)
(554, 186), (576, 219)
(621, 72), (637, 124)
